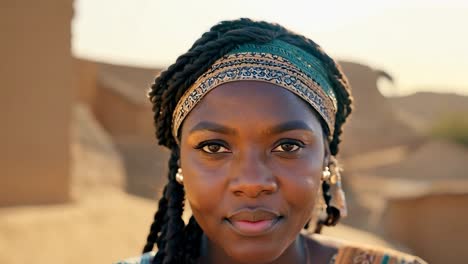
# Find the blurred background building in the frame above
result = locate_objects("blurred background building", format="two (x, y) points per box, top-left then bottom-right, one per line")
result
(1, 0), (74, 206)
(1, 1), (467, 263)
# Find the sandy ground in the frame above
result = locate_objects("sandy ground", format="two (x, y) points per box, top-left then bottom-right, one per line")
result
(0, 188), (155, 264)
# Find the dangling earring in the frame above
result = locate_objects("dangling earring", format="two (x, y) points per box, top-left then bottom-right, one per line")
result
(176, 168), (184, 185)
(309, 181), (326, 231)
(328, 157), (348, 218)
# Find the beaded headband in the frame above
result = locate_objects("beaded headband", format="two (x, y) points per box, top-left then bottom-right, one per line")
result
(172, 40), (337, 142)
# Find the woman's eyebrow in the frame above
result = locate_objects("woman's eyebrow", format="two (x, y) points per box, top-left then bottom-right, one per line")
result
(266, 120), (315, 135)
(189, 121), (236, 135)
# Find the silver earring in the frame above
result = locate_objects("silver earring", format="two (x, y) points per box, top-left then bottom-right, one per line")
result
(176, 168), (184, 184)
(321, 166), (331, 181)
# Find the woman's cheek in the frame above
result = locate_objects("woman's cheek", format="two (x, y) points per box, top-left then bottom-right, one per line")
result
(271, 159), (322, 207)
(182, 155), (229, 210)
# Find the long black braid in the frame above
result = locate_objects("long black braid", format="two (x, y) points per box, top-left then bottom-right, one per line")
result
(144, 18), (353, 263)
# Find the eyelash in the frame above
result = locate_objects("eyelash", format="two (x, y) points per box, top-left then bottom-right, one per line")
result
(194, 140), (231, 154)
(272, 139), (305, 153)
(194, 139), (305, 154)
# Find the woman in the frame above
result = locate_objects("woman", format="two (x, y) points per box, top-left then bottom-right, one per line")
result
(117, 18), (426, 264)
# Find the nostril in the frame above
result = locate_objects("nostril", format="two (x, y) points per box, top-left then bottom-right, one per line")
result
(228, 170), (278, 197)
(231, 182), (278, 198)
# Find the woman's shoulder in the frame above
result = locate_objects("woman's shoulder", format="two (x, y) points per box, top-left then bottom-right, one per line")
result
(309, 233), (427, 264)
(114, 251), (155, 264)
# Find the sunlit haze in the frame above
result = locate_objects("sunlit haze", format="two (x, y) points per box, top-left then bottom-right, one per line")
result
(72, 0), (468, 96)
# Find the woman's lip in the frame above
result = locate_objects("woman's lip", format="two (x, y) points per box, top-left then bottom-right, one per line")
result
(226, 217), (282, 237)
(227, 208), (280, 222)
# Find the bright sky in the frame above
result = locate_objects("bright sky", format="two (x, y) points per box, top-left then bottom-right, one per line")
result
(72, 0), (468, 96)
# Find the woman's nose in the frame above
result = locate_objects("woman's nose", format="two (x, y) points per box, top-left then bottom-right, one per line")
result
(228, 151), (278, 198)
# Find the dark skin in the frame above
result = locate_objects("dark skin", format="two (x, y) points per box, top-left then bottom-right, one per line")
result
(180, 81), (337, 264)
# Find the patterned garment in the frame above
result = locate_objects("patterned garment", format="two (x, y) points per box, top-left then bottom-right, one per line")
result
(333, 246), (427, 264)
(115, 246), (426, 264)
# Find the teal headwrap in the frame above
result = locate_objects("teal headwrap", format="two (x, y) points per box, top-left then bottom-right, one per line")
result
(172, 39), (337, 142)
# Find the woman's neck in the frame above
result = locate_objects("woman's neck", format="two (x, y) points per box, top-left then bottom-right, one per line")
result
(199, 234), (309, 264)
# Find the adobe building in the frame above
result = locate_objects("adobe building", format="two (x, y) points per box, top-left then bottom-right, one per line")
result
(338, 61), (421, 158)
(383, 187), (468, 264)
(347, 140), (468, 264)
(1, 0), (74, 206)
(93, 63), (158, 143)
(75, 61), (169, 198)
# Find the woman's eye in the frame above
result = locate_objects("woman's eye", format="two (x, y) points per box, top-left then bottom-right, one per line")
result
(200, 143), (231, 154)
(272, 141), (303, 152)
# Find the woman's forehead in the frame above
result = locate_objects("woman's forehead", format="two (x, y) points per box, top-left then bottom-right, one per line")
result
(180, 81), (324, 136)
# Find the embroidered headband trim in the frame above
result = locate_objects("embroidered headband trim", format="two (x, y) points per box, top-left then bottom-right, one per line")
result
(172, 40), (337, 142)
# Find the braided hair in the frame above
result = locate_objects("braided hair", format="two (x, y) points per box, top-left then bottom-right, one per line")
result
(143, 18), (353, 264)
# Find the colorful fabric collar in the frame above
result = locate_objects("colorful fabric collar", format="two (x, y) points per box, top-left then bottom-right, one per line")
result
(172, 40), (337, 142)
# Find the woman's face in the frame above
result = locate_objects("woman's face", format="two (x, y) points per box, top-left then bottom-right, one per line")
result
(180, 81), (325, 263)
